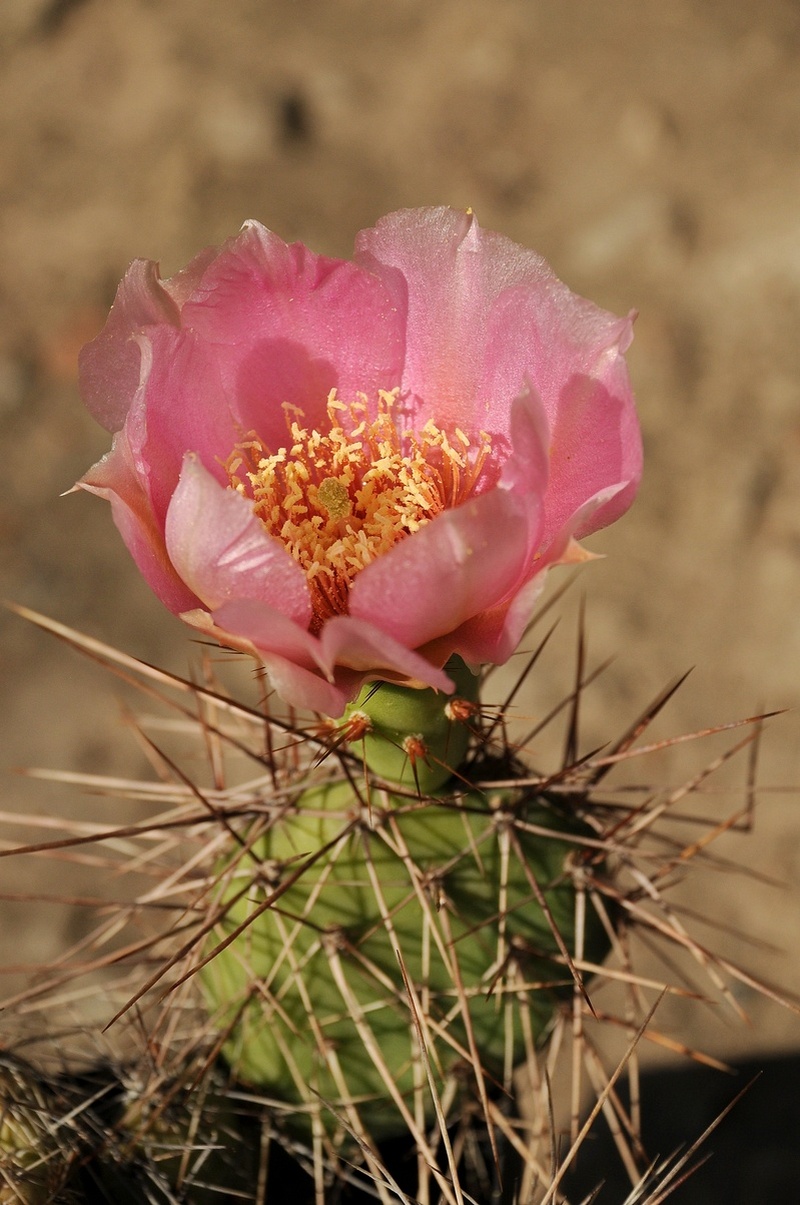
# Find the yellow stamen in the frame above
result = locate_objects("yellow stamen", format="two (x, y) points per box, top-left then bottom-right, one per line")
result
(225, 389), (492, 632)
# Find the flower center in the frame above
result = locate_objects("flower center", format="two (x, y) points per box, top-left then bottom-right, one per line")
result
(225, 389), (491, 632)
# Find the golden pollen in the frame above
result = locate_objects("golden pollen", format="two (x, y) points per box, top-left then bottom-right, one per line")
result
(224, 389), (491, 632)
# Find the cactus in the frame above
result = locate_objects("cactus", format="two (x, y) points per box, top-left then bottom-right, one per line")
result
(200, 659), (614, 1141)
(4, 603), (795, 1203)
(202, 773), (610, 1137)
(0, 1054), (79, 1205)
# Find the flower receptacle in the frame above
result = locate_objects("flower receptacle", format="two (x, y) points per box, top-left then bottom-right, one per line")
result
(341, 657), (480, 792)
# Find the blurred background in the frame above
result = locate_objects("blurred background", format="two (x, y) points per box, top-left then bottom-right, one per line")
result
(2, 0), (800, 1195)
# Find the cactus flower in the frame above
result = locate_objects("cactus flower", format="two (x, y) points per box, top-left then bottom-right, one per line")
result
(77, 207), (641, 715)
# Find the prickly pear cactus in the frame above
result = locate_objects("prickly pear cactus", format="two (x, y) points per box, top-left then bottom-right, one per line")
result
(4, 605), (792, 1203)
(202, 661), (610, 1135)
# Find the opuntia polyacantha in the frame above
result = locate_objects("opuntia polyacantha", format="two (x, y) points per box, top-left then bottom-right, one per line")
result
(201, 663), (611, 1136)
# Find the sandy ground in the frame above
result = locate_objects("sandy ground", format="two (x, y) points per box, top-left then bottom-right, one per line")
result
(2, 0), (800, 1177)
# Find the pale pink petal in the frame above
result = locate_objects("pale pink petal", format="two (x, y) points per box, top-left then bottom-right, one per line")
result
(160, 244), (220, 308)
(483, 288), (641, 549)
(348, 488), (536, 651)
(165, 456), (311, 623)
(78, 433), (199, 615)
(538, 483), (630, 572)
(480, 282), (638, 442)
(544, 353), (642, 546)
(318, 617), (453, 695)
(356, 210), (641, 531)
(440, 482), (630, 667)
(79, 259), (182, 433)
(421, 573), (550, 670)
(178, 220), (407, 443)
(125, 329), (242, 524)
(209, 598), (320, 667)
(262, 653), (351, 715)
(349, 391), (548, 649)
(182, 605), (347, 714)
(354, 208), (575, 435)
(207, 600), (453, 716)
(208, 598), (349, 714)
(356, 208), (507, 434)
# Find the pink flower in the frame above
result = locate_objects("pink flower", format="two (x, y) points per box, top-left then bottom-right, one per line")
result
(77, 207), (641, 716)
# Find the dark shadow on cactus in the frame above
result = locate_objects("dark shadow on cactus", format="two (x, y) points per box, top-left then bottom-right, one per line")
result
(562, 1054), (800, 1204)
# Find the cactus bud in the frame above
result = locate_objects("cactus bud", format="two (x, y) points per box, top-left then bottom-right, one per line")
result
(341, 656), (480, 791)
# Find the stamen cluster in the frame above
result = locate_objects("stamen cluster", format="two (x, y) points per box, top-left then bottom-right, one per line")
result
(225, 389), (491, 630)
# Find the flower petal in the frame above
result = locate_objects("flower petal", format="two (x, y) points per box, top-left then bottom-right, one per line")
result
(79, 259), (182, 433)
(165, 456), (311, 624)
(318, 617), (453, 695)
(421, 573), (550, 670)
(484, 288), (641, 550)
(355, 208), (577, 435)
(356, 207), (507, 433)
(178, 220), (407, 443)
(204, 599), (454, 716)
(356, 209), (641, 537)
(78, 432), (200, 615)
(183, 604), (347, 715)
(349, 390), (548, 650)
(122, 329), (246, 526)
(349, 487), (535, 651)
(440, 482), (630, 667)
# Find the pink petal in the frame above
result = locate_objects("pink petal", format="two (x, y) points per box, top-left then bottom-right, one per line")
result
(123, 329), (243, 524)
(544, 356), (642, 546)
(356, 209), (641, 530)
(440, 482), (630, 667)
(177, 220), (407, 444)
(182, 604), (347, 715)
(318, 616), (453, 694)
(78, 433), (199, 615)
(349, 488), (537, 651)
(354, 207), (556, 436)
(349, 391), (548, 649)
(421, 573), (550, 670)
(79, 259), (182, 433)
(165, 456), (311, 623)
(159, 244), (221, 309)
(540, 482), (630, 571)
(190, 600), (316, 665)
(208, 598), (351, 714)
(263, 654), (351, 715)
(207, 599), (453, 716)
(484, 288), (641, 550)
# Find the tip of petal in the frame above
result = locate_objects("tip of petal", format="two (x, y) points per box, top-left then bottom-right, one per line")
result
(616, 309), (638, 354)
(556, 538), (603, 567)
(462, 204), (478, 227)
(239, 217), (270, 238)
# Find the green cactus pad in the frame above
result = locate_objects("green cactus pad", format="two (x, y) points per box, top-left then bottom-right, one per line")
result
(202, 778), (610, 1136)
